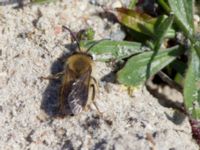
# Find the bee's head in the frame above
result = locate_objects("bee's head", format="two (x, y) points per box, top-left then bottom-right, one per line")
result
(66, 53), (93, 76)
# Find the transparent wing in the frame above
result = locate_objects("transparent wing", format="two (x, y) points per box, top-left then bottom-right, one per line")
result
(59, 68), (91, 115)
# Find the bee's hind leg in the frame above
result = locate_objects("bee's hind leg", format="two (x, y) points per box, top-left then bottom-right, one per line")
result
(90, 77), (98, 100)
(89, 77), (102, 115)
(40, 71), (64, 80)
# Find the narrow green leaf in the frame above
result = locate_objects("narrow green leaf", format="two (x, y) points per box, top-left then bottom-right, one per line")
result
(31, 0), (55, 4)
(80, 40), (144, 61)
(116, 8), (175, 39)
(77, 28), (95, 41)
(117, 45), (182, 86)
(168, 0), (194, 38)
(128, 0), (137, 9)
(154, 15), (174, 36)
(153, 15), (174, 50)
(174, 73), (184, 86)
(194, 36), (200, 60)
(164, 28), (176, 38)
(158, 0), (171, 13)
(184, 48), (200, 119)
(116, 8), (157, 36)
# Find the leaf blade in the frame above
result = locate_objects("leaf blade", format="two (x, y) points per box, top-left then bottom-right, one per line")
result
(184, 48), (200, 119)
(168, 0), (194, 38)
(153, 15), (174, 50)
(117, 45), (182, 86)
(116, 8), (157, 37)
(80, 40), (145, 61)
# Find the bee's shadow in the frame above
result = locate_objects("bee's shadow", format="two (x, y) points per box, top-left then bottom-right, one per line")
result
(41, 44), (76, 117)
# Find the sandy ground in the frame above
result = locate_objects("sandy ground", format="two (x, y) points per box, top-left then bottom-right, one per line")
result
(0, 0), (199, 150)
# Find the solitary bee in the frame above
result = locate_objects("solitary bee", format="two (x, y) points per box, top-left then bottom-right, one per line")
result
(42, 26), (98, 116)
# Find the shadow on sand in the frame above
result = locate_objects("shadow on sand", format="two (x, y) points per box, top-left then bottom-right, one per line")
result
(40, 44), (77, 117)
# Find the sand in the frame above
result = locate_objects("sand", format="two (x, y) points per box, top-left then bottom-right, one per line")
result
(0, 0), (198, 149)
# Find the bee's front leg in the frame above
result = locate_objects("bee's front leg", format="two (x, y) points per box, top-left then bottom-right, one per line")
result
(40, 71), (64, 80)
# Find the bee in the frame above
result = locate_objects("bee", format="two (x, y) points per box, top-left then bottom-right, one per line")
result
(42, 26), (98, 116)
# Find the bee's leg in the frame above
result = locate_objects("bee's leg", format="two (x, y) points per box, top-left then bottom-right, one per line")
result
(40, 71), (64, 80)
(90, 77), (98, 100)
(89, 77), (102, 115)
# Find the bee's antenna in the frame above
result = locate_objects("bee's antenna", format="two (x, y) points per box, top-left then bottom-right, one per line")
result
(62, 26), (81, 52)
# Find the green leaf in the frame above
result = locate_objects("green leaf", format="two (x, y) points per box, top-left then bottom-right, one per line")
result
(184, 48), (200, 119)
(77, 28), (95, 41)
(128, 0), (137, 9)
(116, 8), (157, 37)
(153, 15), (174, 50)
(194, 35), (200, 60)
(117, 45), (182, 86)
(115, 8), (175, 40)
(168, 0), (194, 38)
(158, 0), (171, 13)
(174, 73), (184, 86)
(80, 40), (144, 61)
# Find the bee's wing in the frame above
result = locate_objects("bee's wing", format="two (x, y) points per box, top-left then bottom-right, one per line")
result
(59, 67), (92, 115)
(59, 68), (76, 114)
(67, 69), (92, 115)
